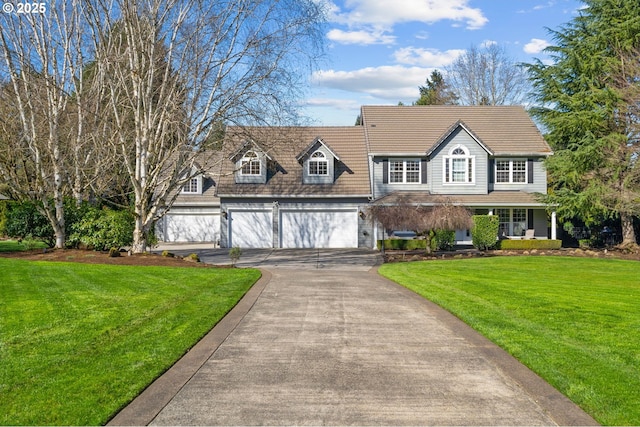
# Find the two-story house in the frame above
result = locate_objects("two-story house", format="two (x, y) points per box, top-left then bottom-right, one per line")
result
(156, 105), (556, 248)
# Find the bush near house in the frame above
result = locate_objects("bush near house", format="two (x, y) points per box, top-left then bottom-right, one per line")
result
(378, 239), (426, 251)
(69, 206), (134, 250)
(471, 215), (499, 250)
(497, 239), (562, 250)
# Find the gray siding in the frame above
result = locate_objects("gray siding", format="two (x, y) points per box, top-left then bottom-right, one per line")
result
(492, 158), (548, 193)
(429, 128), (488, 195)
(372, 157), (429, 198)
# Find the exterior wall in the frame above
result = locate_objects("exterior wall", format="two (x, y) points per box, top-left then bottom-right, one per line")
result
(372, 157), (429, 198)
(429, 128), (489, 195)
(301, 145), (335, 185)
(491, 157), (548, 194)
(220, 197), (373, 248)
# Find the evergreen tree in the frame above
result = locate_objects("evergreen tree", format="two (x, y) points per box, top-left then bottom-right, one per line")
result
(415, 70), (458, 105)
(526, 0), (640, 246)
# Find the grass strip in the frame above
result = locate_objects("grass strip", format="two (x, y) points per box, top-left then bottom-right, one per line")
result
(379, 256), (640, 426)
(0, 258), (260, 425)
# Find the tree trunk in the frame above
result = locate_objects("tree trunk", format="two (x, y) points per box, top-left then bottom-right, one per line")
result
(620, 212), (637, 246)
(131, 215), (148, 254)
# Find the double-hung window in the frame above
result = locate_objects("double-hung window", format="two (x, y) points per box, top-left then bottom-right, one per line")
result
(308, 151), (328, 175)
(496, 159), (526, 183)
(444, 145), (474, 184)
(240, 151), (261, 175)
(389, 159), (420, 184)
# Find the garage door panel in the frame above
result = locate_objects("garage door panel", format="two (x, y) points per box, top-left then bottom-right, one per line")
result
(165, 214), (219, 242)
(281, 210), (357, 248)
(229, 210), (273, 248)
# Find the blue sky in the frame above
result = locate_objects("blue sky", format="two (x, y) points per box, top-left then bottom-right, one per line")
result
(301, 0), (584, 126)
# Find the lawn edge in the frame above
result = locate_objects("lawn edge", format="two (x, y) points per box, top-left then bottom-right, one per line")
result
(106, 268), (271, 426)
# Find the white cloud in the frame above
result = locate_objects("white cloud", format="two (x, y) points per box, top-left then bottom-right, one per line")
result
(312, 65), (433, 100)
(480, 39), (497, 48)
(524, 38), (551, 54)
(327, 28), (395, 45)
(334, 0), (487, 29)
(303, 97), (361, 110)
(393, 47), (465, 67)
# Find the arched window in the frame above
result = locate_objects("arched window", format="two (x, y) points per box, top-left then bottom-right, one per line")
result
(241, 151), (261, 175)
(308, 150), (328, 175)
(444, 145), (474, 184)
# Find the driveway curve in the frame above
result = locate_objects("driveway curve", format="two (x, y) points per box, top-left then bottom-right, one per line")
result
(110, 253), (597, 426)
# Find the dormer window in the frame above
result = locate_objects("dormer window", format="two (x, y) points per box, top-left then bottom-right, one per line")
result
(241, 151), (261, 175)
(444, 145), (474, 184)
(308, 151), (328, 175)
(181, 175), (201, 194)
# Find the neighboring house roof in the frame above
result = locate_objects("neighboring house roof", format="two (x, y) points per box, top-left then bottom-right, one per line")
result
(216, 126), (370, 197)
(374, 191), (546, 207)
(361, 105), (552, 156)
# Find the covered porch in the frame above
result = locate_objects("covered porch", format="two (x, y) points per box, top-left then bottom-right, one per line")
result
(371, 191), (558, 245)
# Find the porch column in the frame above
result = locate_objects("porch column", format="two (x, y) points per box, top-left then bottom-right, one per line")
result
(551, 211), (557, 240)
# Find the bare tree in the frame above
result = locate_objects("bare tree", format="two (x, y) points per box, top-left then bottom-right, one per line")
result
(85, 0), (325, 252)
(445, 44), (529, 105)
(0, 2), (90, 248)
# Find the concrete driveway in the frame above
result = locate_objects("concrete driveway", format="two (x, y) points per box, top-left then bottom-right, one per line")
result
(110, 249), (597, 426)
(153, 244), (383, 270)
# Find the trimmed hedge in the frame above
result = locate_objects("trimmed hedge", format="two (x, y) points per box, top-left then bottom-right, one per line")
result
(377, 239), (427, 250)
(472, 215), (499, 250)
(498, 239), (562, 250)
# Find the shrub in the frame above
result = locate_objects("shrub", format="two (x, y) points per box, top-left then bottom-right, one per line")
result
(70, 206), (134, 251)
(498, 239), (562, 250)
(108, 247), (120, 257)
(185, 253), (200, 263)
(161, 250), (175, 258)
(0, 200), (8, 236)
(229, 246), (242, 266)
(377, 239), (427, 250)
(5, 201), (55, 247)
(434, 229), (455, 251)
(471, 215), (499, 251)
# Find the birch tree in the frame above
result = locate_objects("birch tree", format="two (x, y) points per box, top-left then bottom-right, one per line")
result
(87, 0), (325, 252)
(0, 1), (89, 248)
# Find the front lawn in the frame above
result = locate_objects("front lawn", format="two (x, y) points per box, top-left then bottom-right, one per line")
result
(0, 258), (261, 425)
(0, 239), (47, 252)
(379, 257), (640, 426)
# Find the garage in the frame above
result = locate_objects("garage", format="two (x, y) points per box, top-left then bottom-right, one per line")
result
(163, 213), (220, 243)
(280, 209), (358, 248)
(228, 210), (273, 248)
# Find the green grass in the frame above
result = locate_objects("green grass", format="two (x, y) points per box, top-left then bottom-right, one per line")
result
(0, 258), (261, 425)
(0, 239), (48, 252)
(379, 257), (640, 426)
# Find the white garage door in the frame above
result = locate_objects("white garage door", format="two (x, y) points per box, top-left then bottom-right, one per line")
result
(280, 210), (358, 248)
(229, 210), (273, 248)
(164, 214), (220, 243)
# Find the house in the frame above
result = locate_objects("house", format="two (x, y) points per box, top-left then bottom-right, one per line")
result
(157, 105), (557, 248)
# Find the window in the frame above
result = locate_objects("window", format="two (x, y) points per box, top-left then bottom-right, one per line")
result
(497, 208), (527, 237)
(308, 151), (328, 175)
(389, 159), (421, 184)
(240, 151), (261, 175)
(496, 160), (526, 183)
(182, 177), (199, 194)
(444, 145), (474, 184)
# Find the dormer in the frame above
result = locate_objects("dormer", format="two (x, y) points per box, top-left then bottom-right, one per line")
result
(297, 137), (339, 184)
(230, 142), (271, 184)
(180, 166), (203, 195)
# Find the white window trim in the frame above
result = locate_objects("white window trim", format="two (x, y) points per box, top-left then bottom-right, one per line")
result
(495, 159), (527, 184)
(443, 145), (475, 185)
(181, 176), (201, 194)
(388, 158), (421, 184)
(240, 151), (261, 176)
(308, 150), (329, 176)
(496, 208), (528, 237)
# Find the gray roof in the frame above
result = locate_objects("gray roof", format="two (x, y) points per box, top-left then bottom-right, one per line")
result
(216, 126), (370, 197)
(374, 191), (546, 207)
(361, 105), (552, 156)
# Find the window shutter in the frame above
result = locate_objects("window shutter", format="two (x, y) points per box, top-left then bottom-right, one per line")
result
(528, 209), (534, 229)
(489, 159), (495, 184)
(382, 159), (388, 184)
(527, 159), (534, 184)
(421, 159), (427, 184)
